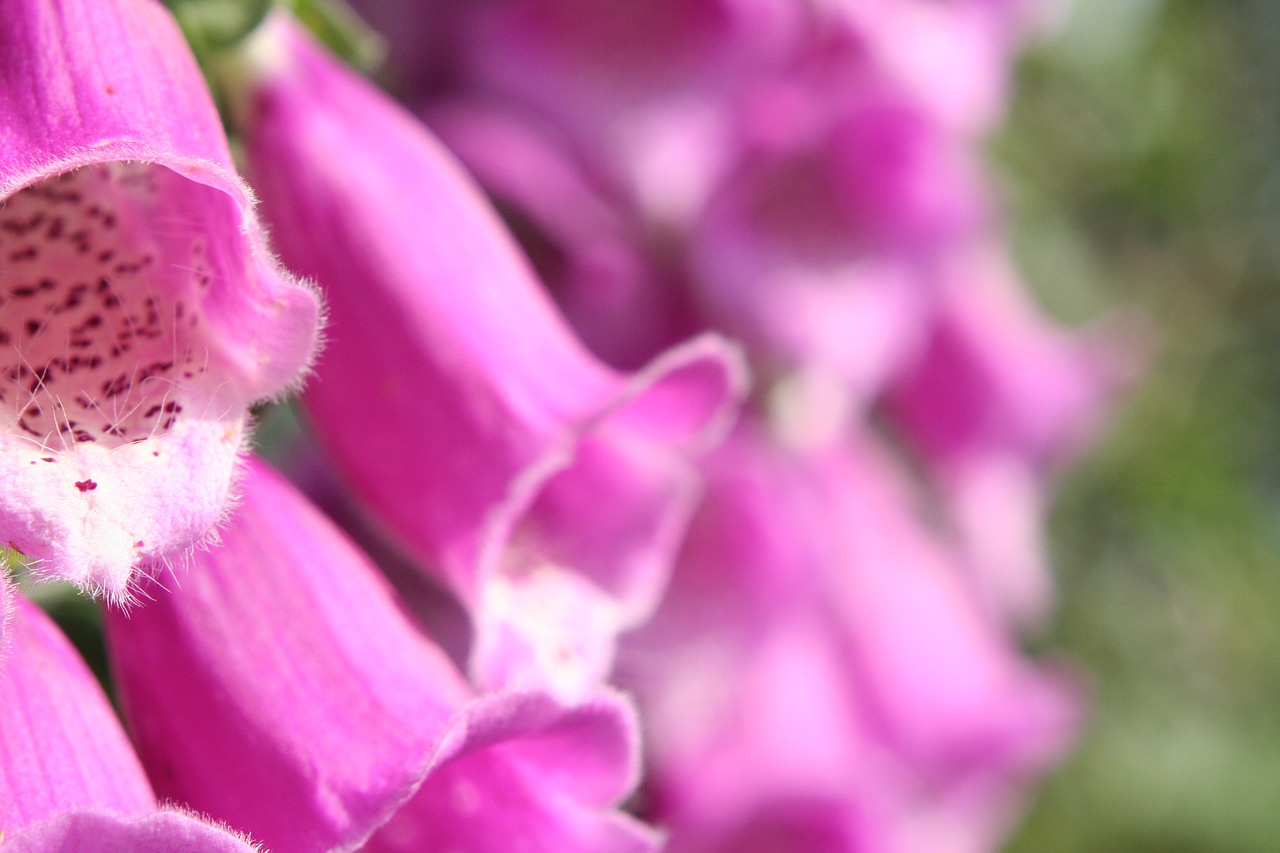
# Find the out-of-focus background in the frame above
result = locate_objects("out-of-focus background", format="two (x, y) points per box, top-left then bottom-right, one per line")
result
(998, 0), (1280, 850)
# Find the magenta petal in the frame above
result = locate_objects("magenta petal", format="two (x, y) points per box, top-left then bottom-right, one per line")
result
(2, 811), (259, 853)
(624, 425), (1079, 851)
(817, 435), (1081, 778)
(365, 691), (661, 853)
(104, 459), (656, 852)
(888, 249), (1126, 471)
(424, 101), (699, 369)
(0, 597), (154, 830)
(886, 247), (1133, 622)
(689, 89), (982, 399)
(103, 460), (470, 853)
(0, 0), (320, 597)
(455, 0), (802, 223)
(236, 17), (745, 690)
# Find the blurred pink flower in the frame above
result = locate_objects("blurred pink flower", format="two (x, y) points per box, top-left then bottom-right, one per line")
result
(689, 81), (985, 400)
(621, 423), (1079, 852)
(0, 0), (320, 599)
(886, 245), (1134, 623)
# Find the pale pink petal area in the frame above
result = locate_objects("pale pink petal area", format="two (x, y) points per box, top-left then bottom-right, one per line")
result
(886, 246), (1134, 622)
(234, 17), (745, 693)
(0, 596), (154, 829)
(0, 0), (320, 598)
(2, 811), (260, 853)
(828, 0), (1031, 134)
(621, 424), (1079, 852)
(104, 460), (657, 853)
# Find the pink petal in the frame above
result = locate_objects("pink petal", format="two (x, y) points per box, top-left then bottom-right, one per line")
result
(816, 434), (1081, 780)
(689, 87), (984, 401)
(829, 0), (1027, 133)
(888, 247), (1128, 470)
(621, 424), (1080, 851)
(0, 596), (154, 830)
(454, 0), (803, 224)
(0, 0), (320, 597)
(425, 101), (700, 370)
(366, 691), (660, 853)
(885, 245), (1135, 622)
(103, 460), (470, 853)
(235, 17), (745, 691)
(105, 459), (656, 852)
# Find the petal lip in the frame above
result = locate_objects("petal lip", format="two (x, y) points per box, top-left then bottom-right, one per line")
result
(0, 809), (262, 853)
(358, 688), (663, 853)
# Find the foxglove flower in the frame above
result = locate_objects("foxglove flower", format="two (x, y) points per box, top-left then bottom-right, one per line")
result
(0, 594), (258, 851)
(426, 4), (986, 395)
(827, 0), (1039, 134)
(621, 424), (1078, 852)
(0, 0), (320, 598)
(886, 246), (1130, 623)
(104, 459), (659, 853)
(424, 102), (701, 370)
(229, 16), (746, 695)
(689, 74), (985, 404)
(449, 0), (804, 226)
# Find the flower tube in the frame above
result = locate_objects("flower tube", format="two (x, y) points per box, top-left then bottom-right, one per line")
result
(229, 16), (746, 694)
(0, 594), (258, 852)
(0, 0), (320, 598)
(103, 459), (659, 853)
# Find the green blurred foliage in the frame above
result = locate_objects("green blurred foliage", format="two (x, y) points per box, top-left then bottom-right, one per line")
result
(998, 1), (1280, 850)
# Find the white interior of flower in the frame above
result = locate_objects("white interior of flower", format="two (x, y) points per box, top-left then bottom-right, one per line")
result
(0, 163), (214, 452)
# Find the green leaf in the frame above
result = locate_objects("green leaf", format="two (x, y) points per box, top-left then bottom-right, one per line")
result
(287, 0), (386, 73)
(165, 0), (273, 55)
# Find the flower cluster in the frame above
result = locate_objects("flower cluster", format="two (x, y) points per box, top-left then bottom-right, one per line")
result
(0, 1), (1127, 851)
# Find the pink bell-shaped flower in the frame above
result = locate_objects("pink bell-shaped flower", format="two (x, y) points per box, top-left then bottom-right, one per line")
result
(621, 423), (1079, 852)
(0, 594), (260, 852)
(229, 16), (745, 695)
(104, 459), (659, 853)
(0, 0), (320, 599)
(886, 245), (1133, 624)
